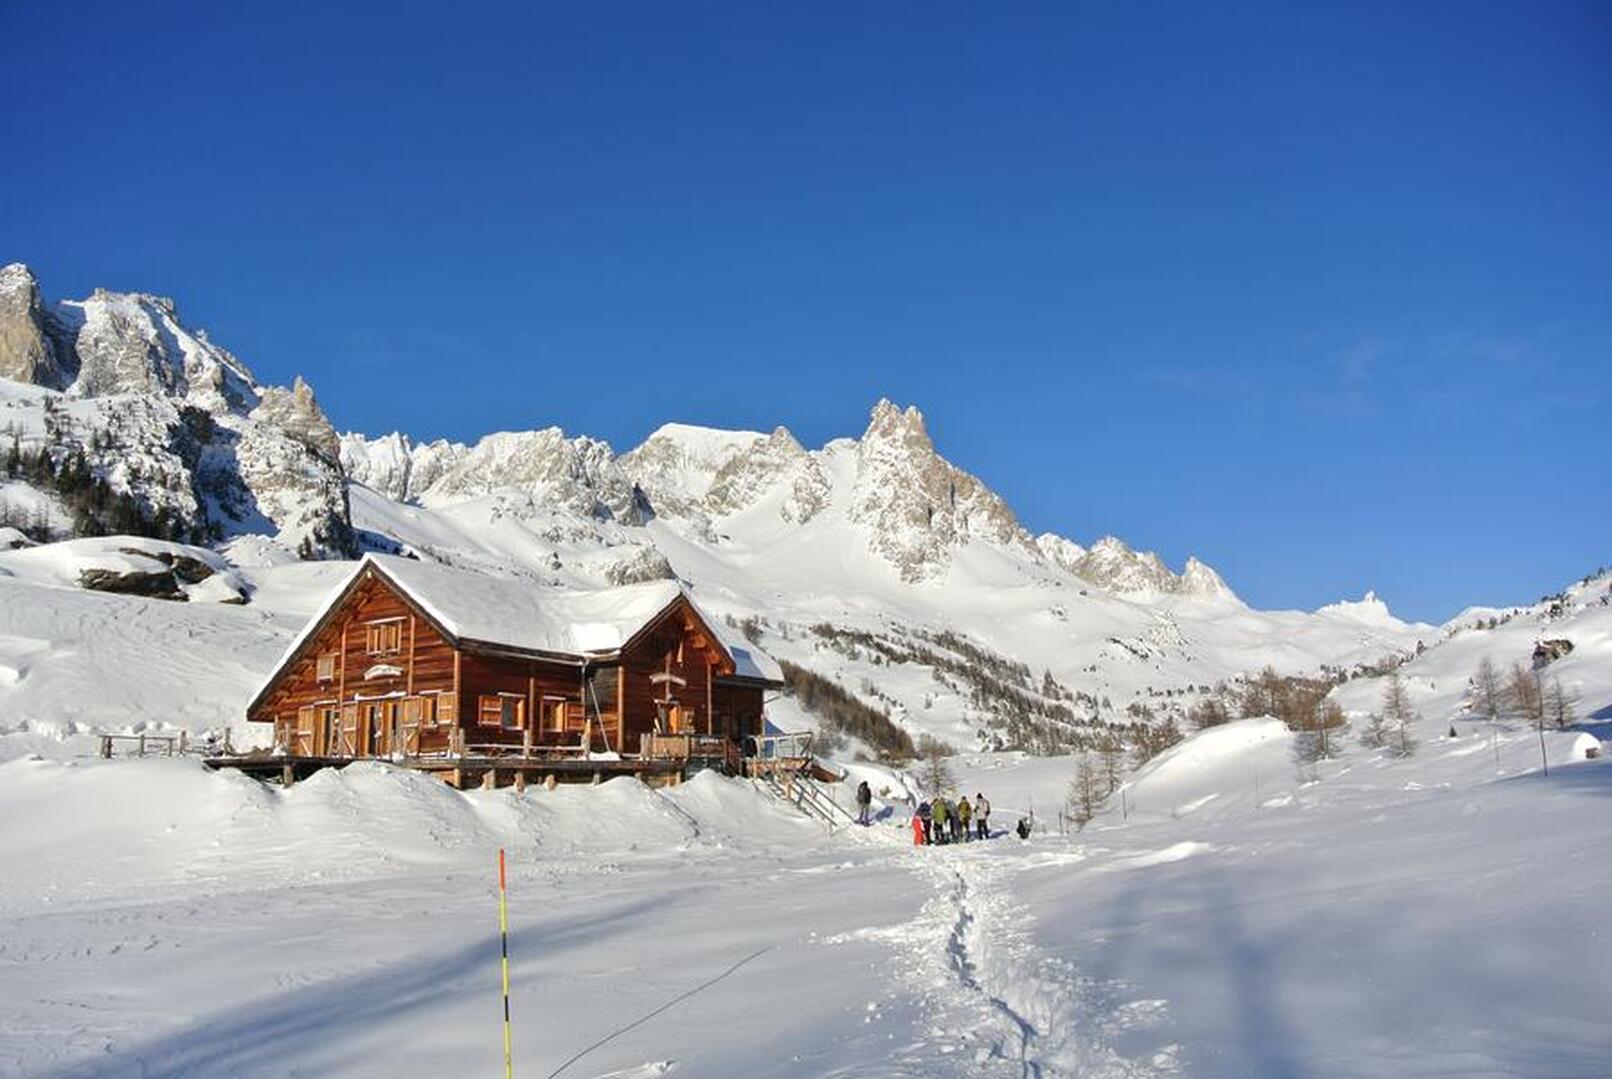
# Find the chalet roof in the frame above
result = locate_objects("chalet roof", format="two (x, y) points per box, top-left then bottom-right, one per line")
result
(276, 553), (782, 683)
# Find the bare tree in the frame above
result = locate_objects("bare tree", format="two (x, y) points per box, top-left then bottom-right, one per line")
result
(1543, 676), (1578, 730)
(1505, 662), (1544, 726)
(1359, 710), (1391, 750)
(1382, 670), (1419, 758)
(1095, 730), (1126, 796)
(917, 736), (955, 797)
(1506, 662), (1549, 776)
(1291, 688), (1348, 763)
(1066, 751), (1101, 829)
(1472, 657), (1504, 721)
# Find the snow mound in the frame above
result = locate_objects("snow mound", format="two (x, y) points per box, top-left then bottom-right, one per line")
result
(1117, 717), (1296, 821)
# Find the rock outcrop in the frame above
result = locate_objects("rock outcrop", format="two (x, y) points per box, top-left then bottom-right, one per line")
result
(848, 399), (1035, 582)
(0, 264), (61, 387)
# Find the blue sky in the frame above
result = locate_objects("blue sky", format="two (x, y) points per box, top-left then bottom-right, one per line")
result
(3, 2), (1608, 621)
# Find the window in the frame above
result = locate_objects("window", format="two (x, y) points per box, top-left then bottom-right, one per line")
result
(478, 694), (524, 729)
(315, 653), (337, 682)
(365, 621), (402, 655)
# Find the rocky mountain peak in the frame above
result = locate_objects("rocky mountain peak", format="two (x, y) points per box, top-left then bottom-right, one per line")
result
(703, 423), (828, 523)
(850, 399), (1034, 581)
(1, 264), (353, 557)
(0, 262), (62, 387)
(862, 398), (934, 455)
(251, 375), (341, 461)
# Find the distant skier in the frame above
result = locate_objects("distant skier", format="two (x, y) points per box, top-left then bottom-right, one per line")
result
(917, 800), (933, 845)
(974, 792), (990, 840)
(956, 796), (973, 842)
(932, 797), (950, 845)
(1015, 817), (1032, 841)
(855, 779), (873, 826)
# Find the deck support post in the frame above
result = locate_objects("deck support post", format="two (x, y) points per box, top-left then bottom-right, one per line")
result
(483, 768), (497, 790)
(281, 763), (295, 787)
(514, 771), (526, 793)
(591, 769), (602, 786)
(544, 774), (557, 791)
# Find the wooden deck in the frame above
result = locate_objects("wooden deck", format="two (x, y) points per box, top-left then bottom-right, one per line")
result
(204, 753), (688, 789)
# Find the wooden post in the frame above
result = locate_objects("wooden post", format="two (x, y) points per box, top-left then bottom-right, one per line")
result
(100, 735), (112, 759)
(483, 768), (497, 790)
(137, 734), (146, 757)
(514, 771), (526, 793)
(179, 730), (188, 755)
(282, 763), (295, 787)
(591, 769), (602, 786)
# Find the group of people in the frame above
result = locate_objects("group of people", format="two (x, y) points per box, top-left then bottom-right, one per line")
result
(850, 780), (1026, 845)
(911, 792), (991, 845)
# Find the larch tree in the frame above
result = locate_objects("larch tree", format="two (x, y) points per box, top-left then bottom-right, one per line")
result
(1066, 751), (1102, 829)
(1543, 676), (1578, 730)
(1381, 670), (1419, 758)
(1472, 657), (1504, 721)
(1095, 730), (1126, 796)
(1506, 662), (1549, 776)
(917, 736), (955, 798)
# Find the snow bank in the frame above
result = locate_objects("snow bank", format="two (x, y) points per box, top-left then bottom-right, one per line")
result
(1115, 717), (1296, 821)
(0, 758), (822, 916)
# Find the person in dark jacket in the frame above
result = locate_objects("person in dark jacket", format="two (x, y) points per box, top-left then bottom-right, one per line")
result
(917, 800), (933, 845)
(855, 779), (873, 826)
(1015, 816), (1032, 840)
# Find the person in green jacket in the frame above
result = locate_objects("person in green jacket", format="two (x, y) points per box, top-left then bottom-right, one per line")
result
(931, 797), (950, 845)
(956, 796), (973, 842)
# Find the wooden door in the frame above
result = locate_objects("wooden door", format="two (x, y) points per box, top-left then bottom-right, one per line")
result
(320, 707), (342, 756)
(365, 702), (391, 756)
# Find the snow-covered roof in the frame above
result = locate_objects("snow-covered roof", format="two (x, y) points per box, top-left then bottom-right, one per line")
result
(270, 553), (781, 685)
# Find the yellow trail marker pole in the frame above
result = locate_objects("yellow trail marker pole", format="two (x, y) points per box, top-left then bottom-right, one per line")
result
(499, 847), (513, 1079)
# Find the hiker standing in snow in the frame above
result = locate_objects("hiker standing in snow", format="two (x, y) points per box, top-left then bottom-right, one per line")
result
(974, 792), (990, 840)
(855, 779), (873, 826)
(956, 796), (973, 842)
(932, 797), (950, 845)
(917, 799), (933, 845)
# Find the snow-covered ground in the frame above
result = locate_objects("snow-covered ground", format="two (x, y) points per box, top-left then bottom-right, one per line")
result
(3, 697), (1607, 1077)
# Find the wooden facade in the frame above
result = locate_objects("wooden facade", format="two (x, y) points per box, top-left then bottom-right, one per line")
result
(246, 560), (775, 782)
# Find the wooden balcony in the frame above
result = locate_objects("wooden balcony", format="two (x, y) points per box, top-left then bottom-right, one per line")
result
(640, 732), (740, 770)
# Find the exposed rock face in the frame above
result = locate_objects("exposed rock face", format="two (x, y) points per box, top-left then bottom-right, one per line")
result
(419, 429), (643, 522)
(252, 376), (340, 461)
(0, 264), (61, 387)
(603, 545), (676, 585)
(340, 432), (467, 502)
(704, 426), (830, 523)
(618, 423), (765, 520)
(1534, 638), (1574, 666)
(849, 399), (1035, 582)
(1038, 532), (1234, 600)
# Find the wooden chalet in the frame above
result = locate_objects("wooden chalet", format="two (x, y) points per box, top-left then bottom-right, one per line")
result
(241, 554), (787, 788)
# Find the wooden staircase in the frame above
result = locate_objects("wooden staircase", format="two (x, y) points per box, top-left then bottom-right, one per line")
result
(745, 733), (855, 828)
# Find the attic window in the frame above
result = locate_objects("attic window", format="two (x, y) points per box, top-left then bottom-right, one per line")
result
(366, 622), (402, 655)
(315, 653), (336, 682)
